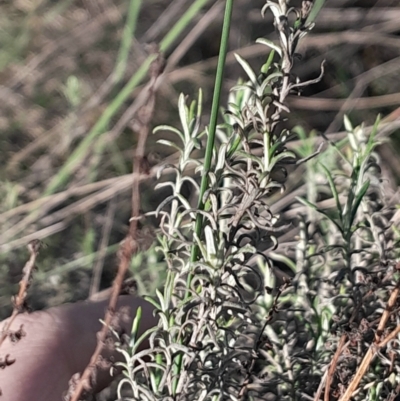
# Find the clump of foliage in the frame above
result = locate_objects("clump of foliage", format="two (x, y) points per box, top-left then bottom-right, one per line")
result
(116, 0), (307, 399)
(1, 1), (400, 400)
(114, 1), (400, 401)
(260, 118), (400, 400)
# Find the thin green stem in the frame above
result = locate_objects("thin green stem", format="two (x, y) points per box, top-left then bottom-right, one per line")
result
(189, 0), (234, 267)
(306, 0), (326, 24)
(114, 0), (142, 82)
(171, 0), (234, 394)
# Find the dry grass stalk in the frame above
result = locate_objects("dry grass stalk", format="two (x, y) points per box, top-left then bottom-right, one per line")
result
(67, 52), (164, 401)
(335, 263), (400, 401)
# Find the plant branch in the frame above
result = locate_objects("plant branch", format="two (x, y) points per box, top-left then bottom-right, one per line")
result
(339, 262), (400, 401)
(67, 53), (163, 401)
(0, 240), (40, 349)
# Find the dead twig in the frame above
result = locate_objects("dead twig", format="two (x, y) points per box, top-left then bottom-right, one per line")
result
(0, 240), (41, 348)
(322, 333), (348, 401)
(67, 51), (163, 401)
(339, 262), (400, 401)
(288, 92), (400, 111)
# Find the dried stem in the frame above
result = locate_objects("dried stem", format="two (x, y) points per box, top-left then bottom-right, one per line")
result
(67, 53), (163, 401)
(323, 333), (347, 401)
(338, 262), (400, 401)
(0, 239), (40, 348)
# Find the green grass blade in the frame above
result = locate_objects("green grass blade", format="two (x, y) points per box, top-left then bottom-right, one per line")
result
(190, 0), (234, 265)
(306, 0), (326, 24)
(114, 0), (143, 82)
(173, 0), (234, 395)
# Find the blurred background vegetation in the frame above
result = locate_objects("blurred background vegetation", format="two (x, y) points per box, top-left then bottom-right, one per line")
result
(1, 0), (400, 319)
